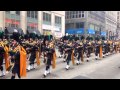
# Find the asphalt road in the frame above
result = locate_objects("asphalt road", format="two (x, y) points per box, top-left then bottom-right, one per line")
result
(1, 50), (120, 79)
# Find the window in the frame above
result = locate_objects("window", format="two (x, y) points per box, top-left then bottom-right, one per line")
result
(55, 16), (61, 25)
(27, 11), (38, 30)
(43, 12), (51, 24)
(31, 11), (35, 18)
(79, 14), (81, 18)
(76, 22), (84, 28)
(35, 11), (38, 19)
(27, 11), (38, 19)
(76, 14), (78, 18)
(16, 11), (20, 15)
(27, 11), (30, 17)
(5, 11), (10, 13)
(5, 11), (20, 28)
(43, 12), (46, 21)
(82, 14), (84, 17)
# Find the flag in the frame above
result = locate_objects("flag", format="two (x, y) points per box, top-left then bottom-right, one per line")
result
(20, 46), (27, 77)
(36, 51), (40, 66)
(4, 46), (10, 70)
(52, 52), (56, 69)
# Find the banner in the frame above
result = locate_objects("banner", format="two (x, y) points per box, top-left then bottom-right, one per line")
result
(54, 32), (62, 38)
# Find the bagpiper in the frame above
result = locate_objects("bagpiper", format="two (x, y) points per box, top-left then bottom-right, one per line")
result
(85, 36), (92, 62)
(0, 31), (10, 77)
(8, 30), (27, 79)
(76, 41), (84, 65)
(64, 40), (74, 70)
(94, 37), (102, 60)
(43, 35), (56, 77)
(0, 37), (6, 77)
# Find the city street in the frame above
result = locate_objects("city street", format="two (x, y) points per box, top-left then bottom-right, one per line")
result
(1, 50), (120, 79)
(0, 11), (119, 79)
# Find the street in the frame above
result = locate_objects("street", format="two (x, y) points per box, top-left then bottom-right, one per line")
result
(1, 50), (120, 79)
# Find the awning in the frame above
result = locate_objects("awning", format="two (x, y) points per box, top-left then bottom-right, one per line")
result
(65, 29), (75, 34)
(66, 28), (84, 34)
(5, 27), (24, 35)
(75, 28), (84, 34)
(27, 29), (41, 36)
(101, 31), (106, 36)
(88, 29), (95, 34)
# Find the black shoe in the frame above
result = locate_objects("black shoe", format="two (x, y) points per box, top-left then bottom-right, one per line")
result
(76, 63), (79, 65)
(26, 69), (30, 72)
(43, 74), (46, 78)
(48, 72), (51, 75)
(76, 63), (80, 65)
(87, 60), (89, 62)
(95, 58), (97, 60)
(66, 68), (69, 70)
(65, 68), (69, 70)
(0, 75), (5, 77)
(63, 60), (66, 62)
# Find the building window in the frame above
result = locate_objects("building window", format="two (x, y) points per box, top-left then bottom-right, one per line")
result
(66, 23), (75, 30)
(16, 11), (20, 15)
(78, 11), (85, 18)
(27, 11), (38, 19)
(82, 14), (84, 17)
(55, 16), (62, 27)
(27, 11), (38, 31)
(79, 14), (81, 18)
(35, 11), (38, 19)
(5, 11), (20, 28)
(5, 11), (10, 13)
(43, 12), (51, 25)
(76, 22), (84, 28)
(27, 11), (30, 17)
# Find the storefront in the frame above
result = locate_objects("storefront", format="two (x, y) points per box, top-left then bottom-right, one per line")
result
(88, 29), (95, 34)
(101, 31), (106, 36)
(42, 24), (52, 35)
(27, 29), (40, 36)
(4, 27), (24, 37)
(43, 30), (52, 35)
(65, 28), (84, 35)
(54, 32), (62, 38)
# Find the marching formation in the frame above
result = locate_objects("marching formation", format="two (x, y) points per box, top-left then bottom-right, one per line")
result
(0, 30), (120, 79)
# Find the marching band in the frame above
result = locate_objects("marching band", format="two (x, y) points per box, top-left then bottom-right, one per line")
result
(0, 30), (120, 79)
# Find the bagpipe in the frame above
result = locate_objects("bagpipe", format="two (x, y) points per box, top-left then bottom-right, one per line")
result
(22, 41), (39, 54)
(64, 43), (75, 65)
(43, 42), (56, 69)
(76, 42), (84, 62)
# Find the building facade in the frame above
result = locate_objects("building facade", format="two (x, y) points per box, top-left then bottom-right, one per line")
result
(0, 11), (65, 38)
(105, 11), (117, 40)
(117, 11), (120, 28)
(116, 11), (120, 39)
(65, 11), (106, 37)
